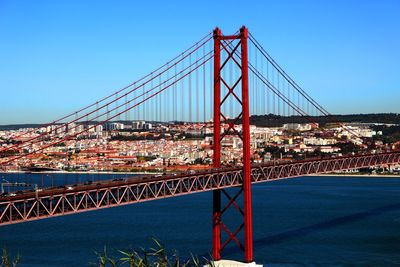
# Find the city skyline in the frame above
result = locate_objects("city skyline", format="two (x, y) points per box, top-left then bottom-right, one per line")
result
(0, 0), (399, 124)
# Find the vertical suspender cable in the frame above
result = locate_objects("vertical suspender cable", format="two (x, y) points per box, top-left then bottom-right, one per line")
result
(174, 64), (177, 122)
(181, 54), (185, 122)
(124, 95), (128, 122)
(196, 49), (200, 122)
(255, 43), (259, 115)
(203, 44), (206, 124)
(151, 76), (154, 122)
(266, 56), (269, 115)
(115, 92), (119, 122)
(229, 51), (233, 118)
(189, 53), (192, 123)
(158, 73), (161, 123)
(262, 51), (266, 115)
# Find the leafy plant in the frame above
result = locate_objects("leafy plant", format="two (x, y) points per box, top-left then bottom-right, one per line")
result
(90, 247), (120, 267)
(1, 248), (20, 267)
(91, 239), (212, 267)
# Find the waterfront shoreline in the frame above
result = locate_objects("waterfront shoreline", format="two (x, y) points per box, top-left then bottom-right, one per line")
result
(308, 173), (400, 178)
(0, 170), (157, 175)
(2, 170), (400, 178)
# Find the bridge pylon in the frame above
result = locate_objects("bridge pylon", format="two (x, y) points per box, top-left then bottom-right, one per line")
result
(212, 26), (255, 264)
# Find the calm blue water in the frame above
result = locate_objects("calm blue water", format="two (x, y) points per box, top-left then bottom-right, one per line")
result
(1, 173), (400, 266)
(0, 172), (134, 191)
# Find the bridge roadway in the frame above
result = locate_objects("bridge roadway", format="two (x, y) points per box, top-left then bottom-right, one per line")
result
(1, 152), (400, 226)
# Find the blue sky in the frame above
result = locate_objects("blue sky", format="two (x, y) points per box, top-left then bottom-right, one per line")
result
(0, 0), (399, 124)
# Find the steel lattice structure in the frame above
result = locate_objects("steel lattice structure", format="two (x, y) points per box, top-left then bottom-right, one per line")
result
(1, 152), (399, 227)
(212, 26), (253, 261)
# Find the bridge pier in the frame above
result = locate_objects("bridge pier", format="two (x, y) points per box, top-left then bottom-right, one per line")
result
(208, 260), (262, 267)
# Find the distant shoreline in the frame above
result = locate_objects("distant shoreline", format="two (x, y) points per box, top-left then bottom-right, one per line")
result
(1, 113), (399, 130)
(0, 170), (156, 175)
(308, 173), (400, 178)
(1, 170), (399, 178)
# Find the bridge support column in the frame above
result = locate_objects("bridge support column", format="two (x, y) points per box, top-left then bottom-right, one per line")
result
(212, 26), (255, 264)
(212, 27), (222, 261)
(240, 26), (253, 263)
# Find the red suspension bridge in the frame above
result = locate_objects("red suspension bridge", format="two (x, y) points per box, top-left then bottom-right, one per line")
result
(0, 26), (399, 264)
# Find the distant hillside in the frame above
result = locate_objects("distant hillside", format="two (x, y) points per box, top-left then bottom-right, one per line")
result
(250, 113), (400, 127)
(0, 124), (43, 131)
(0, 113), (399, 130)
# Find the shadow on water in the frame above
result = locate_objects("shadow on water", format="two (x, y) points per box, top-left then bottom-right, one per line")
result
(221, 202), (400, 257)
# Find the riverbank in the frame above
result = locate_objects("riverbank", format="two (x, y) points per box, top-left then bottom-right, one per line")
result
(3, 170), (400, 178)
(309, 173), (400, 178)
(0, 170), (157, 175)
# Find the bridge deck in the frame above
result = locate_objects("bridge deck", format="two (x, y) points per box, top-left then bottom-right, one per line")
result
(1, 152), (399, 226)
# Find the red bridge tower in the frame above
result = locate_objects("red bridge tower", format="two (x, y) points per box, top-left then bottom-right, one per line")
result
(212, 26), (253, 263)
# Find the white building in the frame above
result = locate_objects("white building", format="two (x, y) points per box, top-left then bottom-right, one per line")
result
(96, 125), (103, 133)
(143, 123), (152, 130)
(304, 137), (337, 146)
(132, 121), (145, 129)
(106, 122), (125, 131)
(283, 123), (318, 131)
(67, 123), (76, 134)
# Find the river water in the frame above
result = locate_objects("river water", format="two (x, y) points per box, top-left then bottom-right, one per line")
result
(0, 173), (399, 266)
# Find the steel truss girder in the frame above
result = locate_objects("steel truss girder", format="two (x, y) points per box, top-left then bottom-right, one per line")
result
(1, 152), (400, 226)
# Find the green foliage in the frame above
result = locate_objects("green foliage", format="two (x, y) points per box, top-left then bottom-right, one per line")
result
(111, 134), (167, 141)
(249, 113), (400, 127)
(263, 146), (285, 159)
(193, 158), (206, 165)
(54, 142), (66, 147)
(372, 125), (400, 144)
(1, 240), (212, 267)
(1, 248), (21, 267)
(336, 142), (361, 154)
(0, 150), (18, 158)
(181, 133), (205, 140)
(137, 156), (157, 162)
(90, 239), (211, 267)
